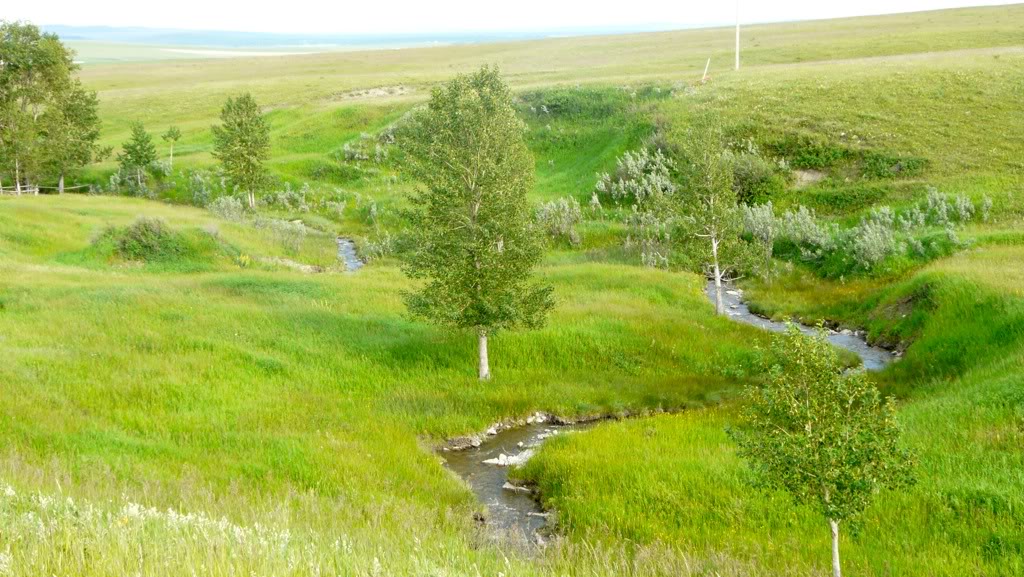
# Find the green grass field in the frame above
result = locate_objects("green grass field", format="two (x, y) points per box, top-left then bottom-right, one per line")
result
(1, 4), (1023, 576)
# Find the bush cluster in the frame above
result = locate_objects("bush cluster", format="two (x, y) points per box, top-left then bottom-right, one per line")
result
(101, 217), (189, 262)
(254, 217), (308, 255)
(743, 188), (992, 275)
(594, 148), (675, 207)
(536, 197), (583, 246)
(208, 196), (246, 222)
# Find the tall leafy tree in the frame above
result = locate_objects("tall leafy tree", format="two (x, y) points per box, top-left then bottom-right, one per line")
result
(162, 126), (181, 168)
(0, 21), (76, 193)
(672, 113), (755, 314)
(211, 94), (270, 209)
(399, 66), (553, 380)
(730, 327), (915, 577)
(117, 122), (157, 189)
(39, 79), (103, 192)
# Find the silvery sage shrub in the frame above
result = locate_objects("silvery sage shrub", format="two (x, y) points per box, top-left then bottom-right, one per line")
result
(208, 195), (245, 222)
(624, 205), (673, 268)
(779, 206), (836, 260)
(536, 196), (583, 246)
(742, 202), (777, 259)
(254, 216), (307, 255)
(595, 148), (675, 207)
(849, 218), (903, 270)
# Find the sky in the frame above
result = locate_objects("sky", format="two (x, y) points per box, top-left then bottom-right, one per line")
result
(4, 1), (1019, 35)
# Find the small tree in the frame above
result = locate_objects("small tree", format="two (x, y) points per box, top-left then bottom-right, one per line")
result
(730, 327), (915, 577)
(399, 66), (554, 380)
(212, 94), (270, 209)
(673, 113), (754, 314)
(117, 122), (157, 189)
(162, 126), (182, 168)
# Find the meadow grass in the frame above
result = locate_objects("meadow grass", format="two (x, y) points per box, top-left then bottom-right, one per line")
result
(521, 247), (1024, 576)
(0, 194), (771, 575)
(1, 5), (1023, 576)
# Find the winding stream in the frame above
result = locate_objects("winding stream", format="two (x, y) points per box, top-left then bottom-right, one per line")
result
(440, 281), (894, 542)
(705, 281), (894, 371)
(336, 238), (364, 272)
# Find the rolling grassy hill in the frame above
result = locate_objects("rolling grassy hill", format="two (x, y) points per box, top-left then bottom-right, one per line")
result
(1, 4), (1023, 576)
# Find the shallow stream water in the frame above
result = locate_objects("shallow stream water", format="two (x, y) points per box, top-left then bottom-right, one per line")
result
(704, 281), (894, 371)
(441, 281), (894, 541)
(336, 238), (364, 272)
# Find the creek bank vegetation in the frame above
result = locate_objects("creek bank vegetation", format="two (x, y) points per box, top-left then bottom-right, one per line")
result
(730, 327), (915, 577)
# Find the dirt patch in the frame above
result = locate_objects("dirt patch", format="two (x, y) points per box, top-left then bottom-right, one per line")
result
(258, 257), (324, 274)
(794, 169), (827, 189)
(334, 85), (415, 101)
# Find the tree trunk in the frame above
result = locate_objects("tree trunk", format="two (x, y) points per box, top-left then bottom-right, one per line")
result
(830, 519), (841, 577)
(711, 236), (724, 315)
(137, 167), (143, 188)
(15, 158), (21, 195)
(478, 329), (491, 381)
(169, 144), (174, 169)
(247, 191), (256, 209)
(58, 172), (65, 194)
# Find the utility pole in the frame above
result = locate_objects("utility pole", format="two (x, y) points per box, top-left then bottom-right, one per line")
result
(735, 0), (741, 71)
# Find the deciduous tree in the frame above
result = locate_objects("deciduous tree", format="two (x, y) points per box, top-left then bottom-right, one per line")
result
(117, 121), (157, 189)
(730, 327), (915, 577)
(399, 66), (553, 380)
(671, 113), (757, 314)
(39, 79), (103, 192)
(162, 126), (181, 168)
(0, 21), (76, 193)
(212, 94), (269, 209)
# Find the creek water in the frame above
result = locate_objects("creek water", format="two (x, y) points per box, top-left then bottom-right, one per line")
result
(704, 281), (894, 371)
(440, 282), (895, 543)
(336, 238), (364, 272)
(440, 421), (583, 542)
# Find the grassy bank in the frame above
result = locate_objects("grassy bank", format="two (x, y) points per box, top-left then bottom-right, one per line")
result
(521, 245), (1024, 575)
(1, 4), (1023, 576)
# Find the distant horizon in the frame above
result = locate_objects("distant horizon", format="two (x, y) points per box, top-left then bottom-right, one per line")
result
(10, 1), (1020, 40)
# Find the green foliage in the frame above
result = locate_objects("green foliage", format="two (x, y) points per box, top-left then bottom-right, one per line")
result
(594, 147), (675, 207)
(731, 327), (914, 522)
(212, 93), (270, 206)
(116, 122), (157, 189)
(161, 126), (181, 144)
(398, 66), (554, 342)
(730, 150), (787, 205)
(762, 132), (849, 170)
(108, 216), (188, 262)
(38, 80), (103, 185)
(0, 21), (80, 187)
(536, 196), (583, 247)
(860, 151), (929, 179)
(670, 113), (761, 292)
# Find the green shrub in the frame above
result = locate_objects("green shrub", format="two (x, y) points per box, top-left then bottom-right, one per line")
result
(861, 152), (929, 179)
(594, 148), (675, 207)
(536, 197), (583, 246)
(732, 152), (787, 204)
(111, 217), (189, 262)
(208, 196), (246, 222)
(762, 132), (849, 170)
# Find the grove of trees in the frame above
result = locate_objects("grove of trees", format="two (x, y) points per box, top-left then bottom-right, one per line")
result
(0, 22), (104, 193)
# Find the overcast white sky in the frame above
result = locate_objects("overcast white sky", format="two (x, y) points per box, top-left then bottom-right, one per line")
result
(4, 1), (1019, 35)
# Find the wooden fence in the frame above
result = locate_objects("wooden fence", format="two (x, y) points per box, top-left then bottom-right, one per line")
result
(0, 184), (90, 194)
